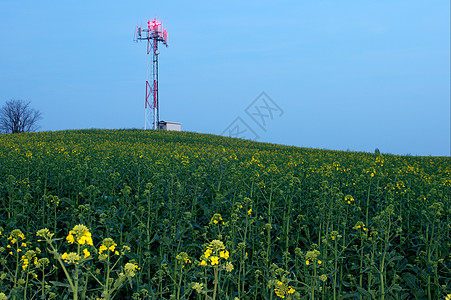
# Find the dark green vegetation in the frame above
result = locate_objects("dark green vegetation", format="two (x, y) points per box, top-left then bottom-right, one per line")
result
(0, 129), (450, 299)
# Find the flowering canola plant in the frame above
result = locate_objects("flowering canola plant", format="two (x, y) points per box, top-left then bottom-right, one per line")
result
(0, 129), (449, 299)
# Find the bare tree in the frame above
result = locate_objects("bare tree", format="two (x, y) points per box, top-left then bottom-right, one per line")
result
(0, 99), (42, 133)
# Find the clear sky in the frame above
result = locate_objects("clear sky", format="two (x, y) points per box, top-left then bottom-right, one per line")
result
(1, 0), (449, 156)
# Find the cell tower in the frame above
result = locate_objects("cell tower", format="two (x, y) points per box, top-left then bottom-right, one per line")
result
(134, 19), (168, 130)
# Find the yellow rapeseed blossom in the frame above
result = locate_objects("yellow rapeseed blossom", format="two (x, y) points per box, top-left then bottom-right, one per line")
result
(274, 281), (295, 298)
(99, 238), (118, 255)
(305, 250), (321, 265)
(220, 250), (229, 260)
(83, 248), (91, 258)
(21, 258), (29, 270)
(8, 229), (25, 244)
(124, 262), (140, 277)
(176, 252), (191, 267)
(210, 256), (219, 265)
(353, 221), (368, 232)
(210, 213), (224, 225)
(204, 248), (212, 259)
(20, 251), (37, 271)
(66, 233), (75, 244)
(99, 245), (108, 254)
(330, 231), (341, 241)
(200, 240), (230, 266)
(248, 208), (252, 215)
(66, 224), (93, 246)
(61, 252), (80, 264)
(345, 195), (354, 205)
(36, 228), (54, 241)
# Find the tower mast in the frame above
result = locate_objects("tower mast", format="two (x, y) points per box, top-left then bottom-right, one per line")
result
(134, 19), (168, 130)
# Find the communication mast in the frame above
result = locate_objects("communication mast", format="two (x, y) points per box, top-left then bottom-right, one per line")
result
(134, 19), (168, 130)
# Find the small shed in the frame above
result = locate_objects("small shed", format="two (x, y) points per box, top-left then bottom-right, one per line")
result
(158, 121), (181, 131)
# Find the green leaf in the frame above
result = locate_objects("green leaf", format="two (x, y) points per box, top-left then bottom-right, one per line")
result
(49, 280), (71, 289)
(356, 286), (373, 299)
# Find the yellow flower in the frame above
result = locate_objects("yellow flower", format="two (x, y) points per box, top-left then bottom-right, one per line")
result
(67, 225), (93, 246)
(204, 248), (212, 259)
(66, 233), (75, 244)
(22, 258), (29, 270)
(124, 262), (140, 277)
(317, 260), (322, 265)
(8, 229), (25, 245)
(248, 208), (252, 215)
(200, 260), (207, 266)
(61, 252), (80, 264)
(210, 256), (219, 265)
(210, 213), (223, 225)
(220, 250), (229, 260)
(78, 232), (93, 245)
(345, 195), (354, 204)
(99, 245), (108, 255)
(99, 238), (117, 256)
(83, 248), (91, 258)
(306, 260), (310, 265)
(274, 281), (295, 298)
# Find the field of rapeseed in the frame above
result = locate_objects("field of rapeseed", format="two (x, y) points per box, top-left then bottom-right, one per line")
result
(0, 129), (450, 299)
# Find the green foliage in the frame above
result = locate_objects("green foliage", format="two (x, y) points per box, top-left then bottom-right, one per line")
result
(0, 129), (450, 299)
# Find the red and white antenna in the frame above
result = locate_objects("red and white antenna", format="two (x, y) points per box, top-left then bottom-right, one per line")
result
(134, 19), (168, 130)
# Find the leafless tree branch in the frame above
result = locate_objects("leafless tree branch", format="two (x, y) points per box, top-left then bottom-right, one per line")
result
(0, 99), (42, 133)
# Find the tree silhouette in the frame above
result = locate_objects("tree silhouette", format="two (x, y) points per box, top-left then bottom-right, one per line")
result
(0, 99), (42, 133)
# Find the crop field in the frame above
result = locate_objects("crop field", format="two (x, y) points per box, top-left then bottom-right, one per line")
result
(0, 129), (450, 299)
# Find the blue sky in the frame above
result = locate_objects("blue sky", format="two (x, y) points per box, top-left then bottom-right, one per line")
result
(1, 0), (449, 156)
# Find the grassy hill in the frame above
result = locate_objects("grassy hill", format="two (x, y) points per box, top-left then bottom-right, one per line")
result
(0, 129), (450, 299)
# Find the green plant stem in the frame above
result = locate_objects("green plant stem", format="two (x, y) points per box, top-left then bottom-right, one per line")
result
(380, 217), (391, 300)
(74, 244), (80, 300)
(359, 236), (364, 300)
(333, 239), (338, 300)
(23, 269), (29, 300)
(41, 267), (46, 299)
(311, 261), (317, 300)
(212, 265), (219, 300)
(104, 253), (111, 298)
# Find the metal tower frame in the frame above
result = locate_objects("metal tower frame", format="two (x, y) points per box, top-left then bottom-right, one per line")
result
(134, 19), (168, 130)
